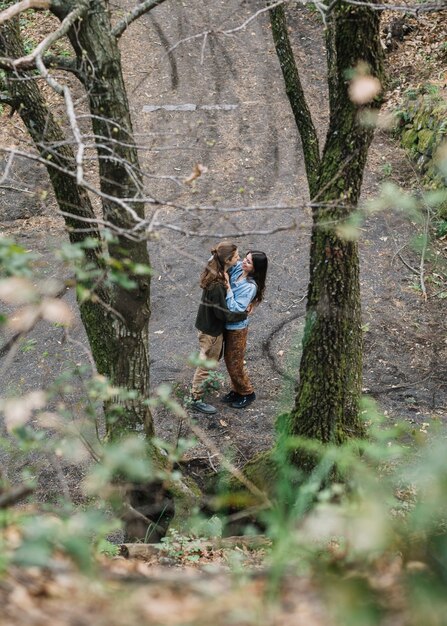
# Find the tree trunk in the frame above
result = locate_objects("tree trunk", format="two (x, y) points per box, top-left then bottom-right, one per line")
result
(269, 4), (320, 194)
(0, 8), (153, 439)
(270, 2), (384, 449)
(62, 0), (153, 439)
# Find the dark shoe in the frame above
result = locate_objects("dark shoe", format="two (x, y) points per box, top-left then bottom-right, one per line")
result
(231, 392), (256, 409)
(220, 390), (241, 404)
(190, 400), (217, 415)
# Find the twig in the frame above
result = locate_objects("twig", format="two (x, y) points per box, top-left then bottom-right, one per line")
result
(223, 0), (286, 36)
(158, 399), (271, 506)
(122, 502), (166, 535)
(0, 151), (15, 185)
(120, 535), (271, 559)
(63, 328), (96, 370)
(428, 288), (447, 299)
(207, 451), (218, 473)
(341, 0), (447, 13)
(367, 375), (432, 395)
(200, 31), (208, 65)
(0, 0), (50, 27)
(153, 221), (297, 238)
(12, 1), (88, 70)
(167, 0), (286, 56)
(397, 252), (419, 276)
(112, 0), (168, 39)
(0, 331), (25, 360)
(419, 206), (430, 302)
(0, 184), (34, 193)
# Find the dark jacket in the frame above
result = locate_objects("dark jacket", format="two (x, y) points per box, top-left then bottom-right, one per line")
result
(195, 282), (247, 337)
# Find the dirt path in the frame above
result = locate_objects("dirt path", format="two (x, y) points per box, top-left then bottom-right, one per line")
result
(0, 1), (446, 491)
(120, 0), (446, 454)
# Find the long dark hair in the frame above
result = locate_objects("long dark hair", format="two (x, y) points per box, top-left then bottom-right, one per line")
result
(247, 250), (268, 304)
(200, 241), (237, 289)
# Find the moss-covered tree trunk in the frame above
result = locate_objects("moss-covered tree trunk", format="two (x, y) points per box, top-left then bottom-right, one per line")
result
(0, 2), (153, 440)
(61, 0), (153, 439)
(270, 2), (384, 448)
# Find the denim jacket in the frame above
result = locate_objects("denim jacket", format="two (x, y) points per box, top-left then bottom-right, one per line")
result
(225, 261), (257, 330)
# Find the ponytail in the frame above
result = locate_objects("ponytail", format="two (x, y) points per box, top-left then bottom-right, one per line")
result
(200, 242), (237, 289)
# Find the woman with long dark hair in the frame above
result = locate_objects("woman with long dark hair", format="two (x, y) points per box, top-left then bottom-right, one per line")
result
(222, 250), (268, 409)
(190, 242), (247, 414)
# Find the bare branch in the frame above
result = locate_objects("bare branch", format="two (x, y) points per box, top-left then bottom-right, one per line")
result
(223, 0), (286, 36)
(63, 328), (96, 371)
(167, 1), (286, 59)
(152, 221), (297, 238)
(41, 53), (80, 75)
(181, 203), (303, 213)
(0, 53), (78, 74)
(397, 252), (419, 276)
(0, 0), (50, 27)
(182, 412), (271, 506)
(112, 0), (168, 39)
(1, 146), (147, 229)
(0, 183), (33, 192)
(341, 0), (447, 13)
(415, 205), (431, 303)
(0, 284), (69, 364)
(121, 502), (166, 535)
(12, 1), (88, 71)
(0, 330), (26, 361)
(165, 0), (447, 65)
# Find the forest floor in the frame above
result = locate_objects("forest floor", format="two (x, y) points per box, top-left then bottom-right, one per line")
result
(0, 1), (446, 624)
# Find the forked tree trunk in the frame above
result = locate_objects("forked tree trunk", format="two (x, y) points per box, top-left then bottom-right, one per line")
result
(270, 2), (384, 448)
(0, 7), (153, 440)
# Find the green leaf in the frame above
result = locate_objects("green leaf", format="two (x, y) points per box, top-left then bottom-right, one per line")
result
(187, 351), (218, 369)
(60, 535), (92, 572)
(131, 263), (153, 276)
(13, 541), (52, 567)
(76, 284), (91, 303)
(423, 189), (447, 207)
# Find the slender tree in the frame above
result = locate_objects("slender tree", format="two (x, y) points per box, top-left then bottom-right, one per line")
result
(269, 1), (384, 450)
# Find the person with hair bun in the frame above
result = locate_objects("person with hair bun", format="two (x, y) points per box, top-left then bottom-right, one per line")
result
(222, 250), (268, 409)
(190, 242), (247, 415)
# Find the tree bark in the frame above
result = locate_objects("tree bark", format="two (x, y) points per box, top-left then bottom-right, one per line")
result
(62, 0), (153, 439)
(269, 4), (320, 195)
(270, 2), (384, 450)
(0, 4), (153, 439)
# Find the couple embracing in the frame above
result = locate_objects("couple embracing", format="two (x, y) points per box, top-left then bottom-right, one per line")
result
(191, 242), (268, 414)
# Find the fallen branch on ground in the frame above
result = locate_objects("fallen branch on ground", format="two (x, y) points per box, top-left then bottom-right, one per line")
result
(120, 535), (271, 559)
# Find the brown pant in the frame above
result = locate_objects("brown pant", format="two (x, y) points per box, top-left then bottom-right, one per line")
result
(191, 332), (223, 400)
(224, 328), (254, 396)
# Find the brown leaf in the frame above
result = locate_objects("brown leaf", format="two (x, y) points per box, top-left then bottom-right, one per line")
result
(184, 163), (208, 185)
